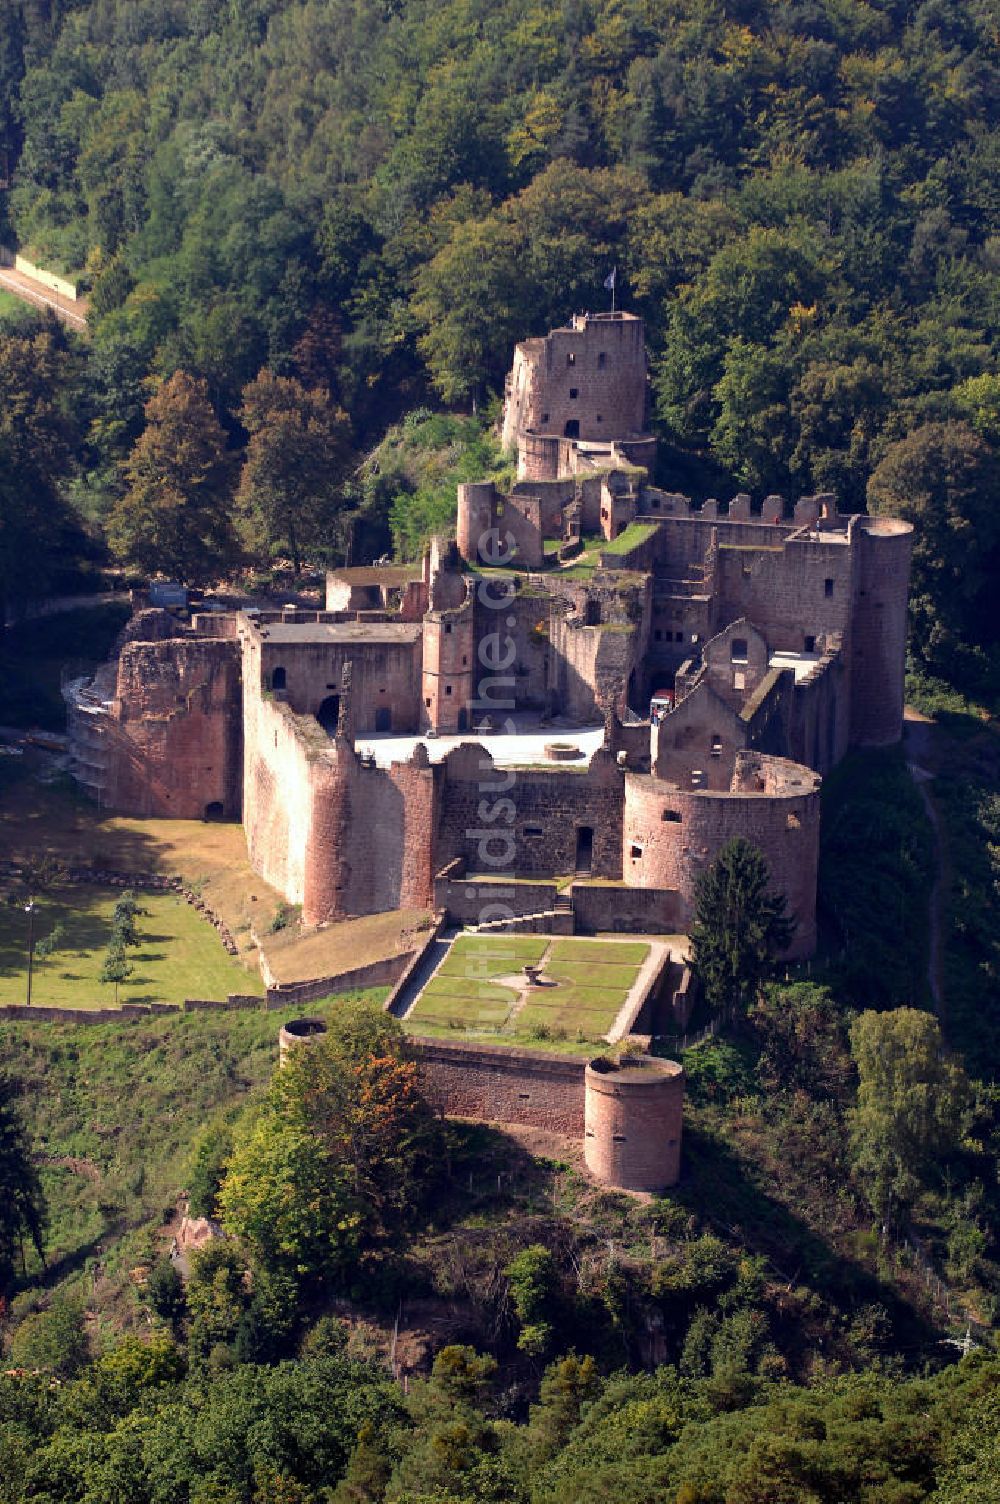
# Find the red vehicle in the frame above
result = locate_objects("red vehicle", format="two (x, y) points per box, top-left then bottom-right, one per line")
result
(649, 688), (675, 723)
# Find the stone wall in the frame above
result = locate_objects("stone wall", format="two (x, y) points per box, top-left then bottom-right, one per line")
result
(434, 742), (624, 880)
(257, 632), (423, 734)
(108, 637), (242, 818)
(436, 875), (559, 924)
(848, 517), (912, 746)
(412, 1036), (588, 1134)
(622, 753), (821, 957)
(570, 881), (681, 934)
(502, 313), (649, 461)
(242, 669), (331, 917)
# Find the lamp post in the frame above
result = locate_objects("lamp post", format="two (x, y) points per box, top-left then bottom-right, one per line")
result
(24, 900), (35, 1006)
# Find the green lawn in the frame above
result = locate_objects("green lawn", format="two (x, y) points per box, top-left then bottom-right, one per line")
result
(0, 883), (264, 1008)
(405, 934), (650, 1050)
(446, 934), (549, 966)
(548, 938), (650, 966)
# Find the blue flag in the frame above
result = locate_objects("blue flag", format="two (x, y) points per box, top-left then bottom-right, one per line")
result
(604, 267), (616, 291)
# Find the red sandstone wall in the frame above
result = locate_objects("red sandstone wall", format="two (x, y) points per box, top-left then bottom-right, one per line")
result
(622, 761), (820, 957)
(570, 881), (681, 934)
(412, 1037), (587, 1135)
(259, 636), (423, 734)
(435, 743), (624, 881)
(109, 639), (241, 818)
(504, 316), (648, 449)
(422, 609), (475, 732)
(849, 519), (912, 746)
(584, 1061), (684, 1191)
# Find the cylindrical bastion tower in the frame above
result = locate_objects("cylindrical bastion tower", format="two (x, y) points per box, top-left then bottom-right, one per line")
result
(277, 1016), (327, 1067)
(456, 481), (500, 563)
(849, 515), (913, 748)
(584, 1055), (684, 1192)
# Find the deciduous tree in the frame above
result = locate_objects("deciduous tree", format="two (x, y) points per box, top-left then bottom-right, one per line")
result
(237, 370), (352, 572)
(849, 1007), (971, 1228)
(108, 371), (236, 585)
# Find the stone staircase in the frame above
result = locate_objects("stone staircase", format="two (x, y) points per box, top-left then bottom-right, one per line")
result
(466, 904), (573, 936)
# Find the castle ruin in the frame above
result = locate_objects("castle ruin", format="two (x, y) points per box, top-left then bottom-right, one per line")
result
(66, 314), (913, 965)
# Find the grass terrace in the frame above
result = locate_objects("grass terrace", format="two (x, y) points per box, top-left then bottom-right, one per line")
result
(0, 882), (264, 1008)
(403, 933), (651, 1051)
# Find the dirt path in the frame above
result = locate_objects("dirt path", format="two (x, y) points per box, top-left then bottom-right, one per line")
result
(0, 265), (88, 330)
(904, 710), (946, 1019)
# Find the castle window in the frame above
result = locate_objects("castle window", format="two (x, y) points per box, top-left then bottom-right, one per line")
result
(825, 578), (834, 597)
(567, 352), (576, 366)
(661, 809), (682, 822)
(541, 412), (549, 424)
(630, 843), (643, 859)
(425, 697), (431, 707)
(462, 655), (468, 665)
(651, 497), (660, 508)
(612, 1133), (626, 1142)
(711, 735), (722, 757)
(445, 685), (452, 695)
(731, 638), (749, 663)
(569, 388), (579, 399)
(654, 629), (662, 641)
(787, 812), (802, 830)
(596, 414), (602, 422)
(598, 351), (606, 368)
(734, 670), (746, 691)
(524, 825), (543, 837)
(271, 666), (286, 691)
(445, 622), (452, 634)
(804, 634), (816, 652)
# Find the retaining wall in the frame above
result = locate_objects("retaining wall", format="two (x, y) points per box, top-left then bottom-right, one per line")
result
(411, 1036), (587, 1134)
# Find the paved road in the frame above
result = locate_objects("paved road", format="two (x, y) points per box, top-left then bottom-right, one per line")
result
(0, 265), (88, 330)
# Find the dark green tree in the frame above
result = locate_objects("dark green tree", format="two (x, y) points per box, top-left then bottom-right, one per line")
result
(867, 421), (1000, 688)
(689, 838), (793, 1018)
(0, 1073), (46, 1295)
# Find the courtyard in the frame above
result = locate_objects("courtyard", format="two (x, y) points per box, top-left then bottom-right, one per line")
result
(400, 931), (665, 1051)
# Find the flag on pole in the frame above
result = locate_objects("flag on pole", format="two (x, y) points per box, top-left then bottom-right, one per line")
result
(604, 267), (616, 291)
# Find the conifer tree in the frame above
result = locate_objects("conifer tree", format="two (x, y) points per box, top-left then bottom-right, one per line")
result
(689, 838), (793, 1018)
(0, 1073), (46, 1295)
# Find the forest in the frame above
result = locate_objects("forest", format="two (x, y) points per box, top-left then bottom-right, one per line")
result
(1, 2), (1000, 1497)
(0, 0), (998, 694)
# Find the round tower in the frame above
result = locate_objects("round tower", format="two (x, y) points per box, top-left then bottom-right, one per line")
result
(278, 1016), (327, 1067)
(849, 516), (913, 747)
(456, 481), (499, 564)
(622, 757), (821, 959)
(584, 1055), (684, 1192)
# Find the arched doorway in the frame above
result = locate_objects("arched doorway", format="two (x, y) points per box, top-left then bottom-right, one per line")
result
(575, 825), (594, 875)
(271, 666), (286, 691)
(564, 419), (580, 439)
(317, 695), (340, 735)
(374, 706), (391, 732)
(204, 801), (224, 822)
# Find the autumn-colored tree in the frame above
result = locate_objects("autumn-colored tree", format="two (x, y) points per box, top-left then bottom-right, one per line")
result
(237, 369), (352, 571)
(108, 371), (236, 584)
(219, 1000), (444, 1284)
